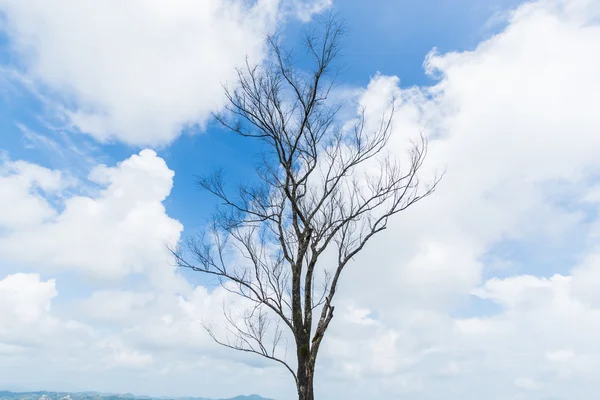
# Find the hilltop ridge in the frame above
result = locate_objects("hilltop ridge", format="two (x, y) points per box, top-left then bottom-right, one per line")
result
(0, 391), (272, 400)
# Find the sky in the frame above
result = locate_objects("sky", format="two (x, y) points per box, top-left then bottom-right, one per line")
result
(0, 0), (599, 399)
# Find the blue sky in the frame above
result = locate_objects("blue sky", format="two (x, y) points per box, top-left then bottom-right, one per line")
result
(0, 0), (528, 255)
(1, 1), (600, 400)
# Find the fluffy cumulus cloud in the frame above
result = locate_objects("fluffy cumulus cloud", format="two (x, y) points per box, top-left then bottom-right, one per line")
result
(0, 150), (292, 397)
(0, 0), (330, 146)
(69, 284), (292, 398)
(0, 150), (185, 289)
(0, 272), (95, 387)
(0, 273), (59, 345)
(0, 147), (298, 397)
(0, 276), (292, 398)
(339, 0), (600, 311)
(0, 158), (67, 230)
(1, 0), (600, 399)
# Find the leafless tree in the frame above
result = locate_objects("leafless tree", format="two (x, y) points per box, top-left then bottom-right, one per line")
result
(171, 15), (441, 400)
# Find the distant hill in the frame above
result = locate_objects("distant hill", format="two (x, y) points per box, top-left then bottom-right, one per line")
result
(0, 391), (273, 400)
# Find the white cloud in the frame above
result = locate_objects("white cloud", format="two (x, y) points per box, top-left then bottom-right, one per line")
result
(0, 150), (185, 290)
(0, 148), (296, 397)
(546, 349), (576, 363)
(76, 290), (155, 324)
(336, 0), (600, 310)
(0, 273), (56, 328)
(291, 0), (333, 22)
(0, 276), (295, 398)
(0, 268), (295, 397)
(0, 272), (91, 367)
(0, 159), (67, 230)
(92, 337), (155, 369)
(514, 377), (541, 390)
(0, 0), (330, 146)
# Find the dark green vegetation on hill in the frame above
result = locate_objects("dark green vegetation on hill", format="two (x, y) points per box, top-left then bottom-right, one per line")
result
(0, 391), (271, 400)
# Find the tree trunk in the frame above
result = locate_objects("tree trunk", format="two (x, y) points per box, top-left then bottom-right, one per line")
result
(296, 330), (315, 400)
(296, 357), (315, 400)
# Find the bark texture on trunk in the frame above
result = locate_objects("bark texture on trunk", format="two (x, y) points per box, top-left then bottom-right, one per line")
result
(297, 360), (315, 400)
(296, 331), (315, 400)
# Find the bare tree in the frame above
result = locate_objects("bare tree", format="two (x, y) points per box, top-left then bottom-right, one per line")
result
(172, 15), (441, 400)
